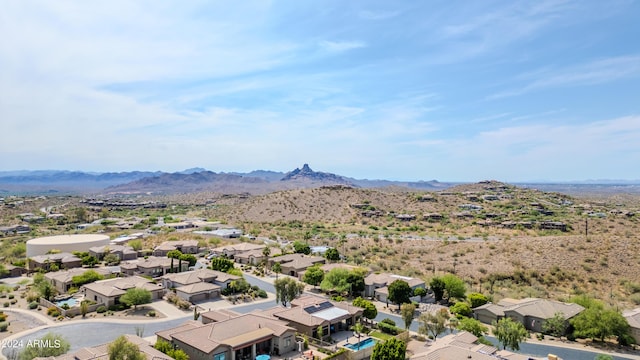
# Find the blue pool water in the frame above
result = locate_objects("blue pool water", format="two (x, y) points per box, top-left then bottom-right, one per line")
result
(344, 338), (376, 351)
(56, 298), (77, 308)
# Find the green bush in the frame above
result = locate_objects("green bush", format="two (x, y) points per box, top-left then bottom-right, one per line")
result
(377, 321), (400, 335)
(96, 306), (107, 313)
(147, 310), (156, 317)
(257, 289), (268, 298)
(0, 322), (8, 332)
(380, 318), (396, 326)
(28, 302), (38, 309)
(8, 294), (14, 300)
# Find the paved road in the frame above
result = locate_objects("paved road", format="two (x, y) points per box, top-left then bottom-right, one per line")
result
(4, 276), (638, 360)
(373, 311), (638, 360)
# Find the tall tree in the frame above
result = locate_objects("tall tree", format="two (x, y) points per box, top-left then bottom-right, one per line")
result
(400, 303), (416, 330)
(442, 274), (466, 302)
(210, 257), (235, 272)
(430, 277), (445, 302)
(352, 322), (365, 349)
(272, 262), (282, 280)
(353, 297), (378, 323)
(262, 246), (271, 265)
(293, 241), (311, 255)
(418, 309), (449, 341)
(371, 337), (406, 360)
(320, 268), (350, 294)
(325, 248), (340, 262)
(302, 265), (324, 288)
(388, 280), (412, 310)
(167, 250), (182, 273)
(120, 288), (152, 310)
(108, 335), (146, 360)
(180, 253), (197, 267)
(274, 277), (305, 307)
(493, 317), (529, 351)
(457, 317), (488, 337)
(542, 312), (567, 337)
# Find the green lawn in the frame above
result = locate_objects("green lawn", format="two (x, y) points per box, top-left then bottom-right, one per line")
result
(369, 330), (394, 341)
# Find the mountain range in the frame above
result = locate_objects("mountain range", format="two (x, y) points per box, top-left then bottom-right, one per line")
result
(0, 164), (448, 195)
(2, 164), (640, 196)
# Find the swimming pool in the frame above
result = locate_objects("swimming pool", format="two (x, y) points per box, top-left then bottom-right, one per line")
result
(344, 337), (376, 351)
(55, 297), (77, 308)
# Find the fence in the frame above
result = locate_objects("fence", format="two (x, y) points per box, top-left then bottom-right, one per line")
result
(39, 298), (104, 317)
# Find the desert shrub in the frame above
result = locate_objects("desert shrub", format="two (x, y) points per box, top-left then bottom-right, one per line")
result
(96, 306), (107, 314)
(10, 299), (17, 305)
(13, 285), (20, 291)
(8, 294), (14, 300)
(147, 310), (156, 317)
(257, 289), (268, 298)
(61, 303), (70, 310)
(0, 312), (7, 322)
(28, 302), (38, 309)
(177, 300), (191, 310)
(47, 306), (58, 315)
(0, 322), (8, 332)
(26, 291), (40, 303)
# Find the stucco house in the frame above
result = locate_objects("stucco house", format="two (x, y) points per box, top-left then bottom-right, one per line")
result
(120, 256), (189, 277)
(473, 298), (584, 333)
(28, 253), (82, 271)
(160, 269), (240, 303)
(269, 295), (363, 340)
(364, 273), (425, 302)
(235, 247), (283, 265)
(89, 244), (138, 261)
(44, 267), (114, 293)
(268, 254), (325, 278)
(156, 314), (297, 360)
(153, 240), (200, 257)
(34, 334), (171, 360)
(211, 243), (265, 259)
(623, 308), (640, 344)
(80, 276), (163, 307)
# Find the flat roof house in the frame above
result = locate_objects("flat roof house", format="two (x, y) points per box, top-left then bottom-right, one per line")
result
(157, 314), (297, 360)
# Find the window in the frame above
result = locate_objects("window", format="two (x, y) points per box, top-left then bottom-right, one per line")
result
(214, 353), (226, 360)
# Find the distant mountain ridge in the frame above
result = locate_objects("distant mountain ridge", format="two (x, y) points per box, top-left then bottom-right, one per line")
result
(2, 166), (640, 195)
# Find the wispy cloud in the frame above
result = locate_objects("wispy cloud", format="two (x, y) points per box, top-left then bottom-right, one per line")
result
(319, 40), (366, 53)
(488, 55), (640, 99)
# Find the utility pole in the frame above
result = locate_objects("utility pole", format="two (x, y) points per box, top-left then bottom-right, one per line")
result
(585, 219), (588, 240)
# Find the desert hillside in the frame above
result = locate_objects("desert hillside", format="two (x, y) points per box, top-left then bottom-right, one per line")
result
(206, 181), (640, 307)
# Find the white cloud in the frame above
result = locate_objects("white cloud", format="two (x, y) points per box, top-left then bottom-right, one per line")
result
(319, 40), (367, 53)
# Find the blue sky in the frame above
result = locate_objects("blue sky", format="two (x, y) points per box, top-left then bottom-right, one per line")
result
(1, 1), (639, 182)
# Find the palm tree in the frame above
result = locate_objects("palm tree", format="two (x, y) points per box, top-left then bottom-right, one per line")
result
(352, 322), (365, 350)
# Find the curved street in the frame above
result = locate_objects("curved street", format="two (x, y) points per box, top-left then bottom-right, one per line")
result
(3, 273), (639, 360)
